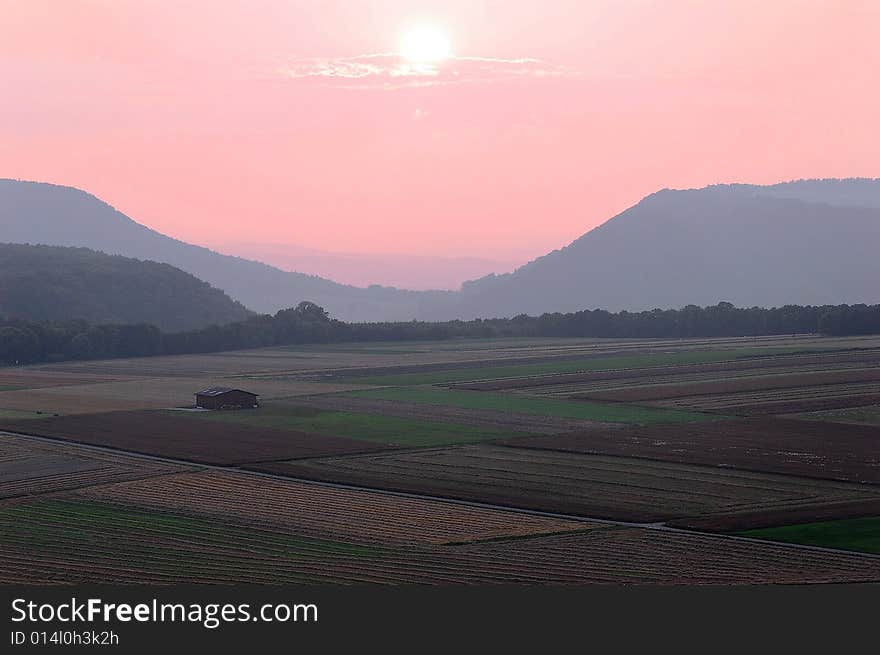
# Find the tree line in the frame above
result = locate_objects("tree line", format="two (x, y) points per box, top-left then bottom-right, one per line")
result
(2, 301), (880, 366)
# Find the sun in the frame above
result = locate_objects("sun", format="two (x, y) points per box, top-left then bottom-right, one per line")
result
(400, 25), (452, 64)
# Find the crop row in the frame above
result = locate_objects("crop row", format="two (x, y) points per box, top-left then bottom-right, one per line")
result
(581, 368), (880, 403)
(0, 434), (189, 499)
(449, 350), (880, 392)
(77, 470), (587, 545)
(504, 418), (880, 485)
(654, 382), (880, 413)
(257, 445), (880, 523)
(1, 499), (878, 585)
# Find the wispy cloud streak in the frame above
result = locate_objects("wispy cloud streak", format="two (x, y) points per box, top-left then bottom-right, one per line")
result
(278, 53), (580, 89)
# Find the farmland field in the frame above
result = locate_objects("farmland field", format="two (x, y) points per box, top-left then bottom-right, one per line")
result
(287, 393), (613, 433)
(738, 517), (880, 555)
(796, 404), (880, 427)
(350, 387), (714, 424)
(577, 368), (880, 403)
(254, 445), (880, 523)
(75, 470), (588, 545)
(503, 418), (880, 484)
(171, 403), (516, 447)
(0, 409), (47, 420)
(0, 433), (191, 499)
(0, 377), (370, 416)
(2, 333), (880, 585)
(1, 496), (878, 585)
(453, 350), (880, 393)
(0, 411), (391, 464)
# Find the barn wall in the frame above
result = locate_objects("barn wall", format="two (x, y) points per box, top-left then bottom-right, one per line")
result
(195, 391), (257, 409)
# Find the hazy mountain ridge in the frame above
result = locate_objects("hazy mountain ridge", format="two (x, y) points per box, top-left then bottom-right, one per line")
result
(453, 179), (880, 318)
(0, 179), (451, 321)
(2, 177), (879, 322)
(0, 243), (252, 331)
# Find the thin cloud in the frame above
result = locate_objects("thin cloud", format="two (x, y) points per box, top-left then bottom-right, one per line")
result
(278, 53), (580, 89)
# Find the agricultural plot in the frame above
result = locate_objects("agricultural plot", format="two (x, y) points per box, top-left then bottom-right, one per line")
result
(32, 336), (695, 380)
(75, 470), (588, 546)
(504, 418), (880, 484)
(338, 347), (825, 386)
(254, 445), (880, 523)
(0, 410), (47, 420)
(350, 387), (714, 424)
(0, 411), (390, 465)
(667, 499), (880, 532)
(171, 402), (517, 448)
(1, 497), (878, 585)
(288, 394), (615, 434)
(738, 516), (880, 555)
(452, 350), (880, 393)
(579, 368), (880, 403)
(0, 433), (190, 499)
(0, 376), (369, 416)
(796, 404), (880, 427)
(5, 333), (880, 586)
(0, 370), (134, 390)
(651, 384), (880, 415)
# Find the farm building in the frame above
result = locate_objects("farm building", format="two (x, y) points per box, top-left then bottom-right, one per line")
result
(194, 387), (259, 410)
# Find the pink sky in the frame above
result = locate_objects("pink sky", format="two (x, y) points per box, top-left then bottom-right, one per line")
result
(2, 1), (879, 278)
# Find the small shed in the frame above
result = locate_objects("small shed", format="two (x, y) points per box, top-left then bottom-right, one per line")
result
(195, 387), (259, 410)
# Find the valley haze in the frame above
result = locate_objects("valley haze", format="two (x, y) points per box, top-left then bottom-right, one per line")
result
(2, 177), (879, 323)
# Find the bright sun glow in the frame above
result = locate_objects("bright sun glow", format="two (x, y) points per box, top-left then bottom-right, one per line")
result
(400, 26), (452, 64)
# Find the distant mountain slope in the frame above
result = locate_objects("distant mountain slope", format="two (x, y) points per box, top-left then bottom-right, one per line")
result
(0, 243), (251, 331)
(453, 180), (880, 318)
(3, 178), (879, 322)
(0, 180), (450, 321)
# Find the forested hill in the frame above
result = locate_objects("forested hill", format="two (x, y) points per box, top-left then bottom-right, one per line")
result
(0, 179), (450, 321)
(0, 243), (252, 332)
(4, 178), (880, 322)
(453, 179), (880, 318)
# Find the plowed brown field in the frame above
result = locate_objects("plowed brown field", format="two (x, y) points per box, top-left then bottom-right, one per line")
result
(0, 411), (390, 465)
(503, 418), (880, 484)
(253, 445), (880, 523)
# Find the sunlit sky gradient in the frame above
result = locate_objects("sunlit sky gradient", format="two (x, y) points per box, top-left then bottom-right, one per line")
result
(2, 1), (879, 280)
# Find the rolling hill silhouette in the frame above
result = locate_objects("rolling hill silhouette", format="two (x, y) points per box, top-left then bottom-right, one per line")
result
(0, 243), (252, 331)
(2, 178), (879, 322)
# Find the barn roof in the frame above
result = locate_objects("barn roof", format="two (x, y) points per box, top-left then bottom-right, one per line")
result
(195, 387), (258, 397)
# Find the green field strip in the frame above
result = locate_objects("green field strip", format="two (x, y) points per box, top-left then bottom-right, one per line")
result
(168, 406), (515, 447)
(340, 347), (814, 386)
(0, 409), (52, 420)
(737, 516), (880, 555)
(349, 387), (716, 424)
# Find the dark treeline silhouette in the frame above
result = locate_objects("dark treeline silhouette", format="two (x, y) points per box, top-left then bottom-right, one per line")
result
(2, 301), (880, 366)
